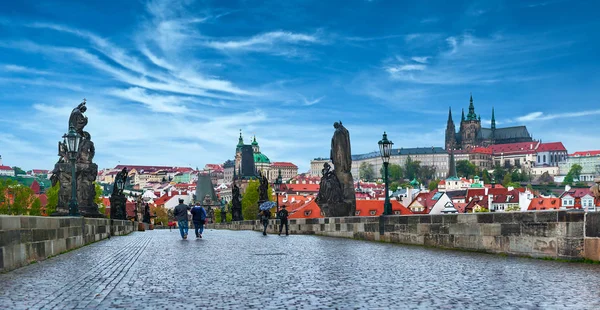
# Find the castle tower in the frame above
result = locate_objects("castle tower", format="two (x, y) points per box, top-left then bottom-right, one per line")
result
(491, 107), (496, 145)
(251, 135), (260, 153)
(460, 93), (482, 149)
(235, 130), (244, 173)
(445, 107), (457, 150)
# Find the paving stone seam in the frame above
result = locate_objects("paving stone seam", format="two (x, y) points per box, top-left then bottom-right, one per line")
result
(30, 235), (151, 309)
(45, 236), (152, 310)
(76, 236), (152, 308)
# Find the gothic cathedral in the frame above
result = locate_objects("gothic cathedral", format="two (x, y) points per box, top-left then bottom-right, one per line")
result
(445, 94), (533, 150)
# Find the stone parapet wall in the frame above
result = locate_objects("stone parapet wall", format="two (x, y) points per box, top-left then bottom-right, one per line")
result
(207, 211), (598, 261)
(0, 216), (134, 272)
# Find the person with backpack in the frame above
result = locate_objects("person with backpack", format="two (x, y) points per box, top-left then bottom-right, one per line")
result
(191, 203), (207, 238)
(278, 205), (289, 236)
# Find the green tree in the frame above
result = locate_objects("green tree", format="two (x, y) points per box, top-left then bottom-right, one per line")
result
(0, 179), (18, 214)
(381, 163), (404, 182)
(570, 164), (583, 181)
(404, 156), (421, 181)
(151, 205), (168, 225)
(11, 185), (34, 215)
(359, 162), (375, 181)
(12, 166), (26, 175)
(45, 182), (59, 216)
(493, 165), (506, 184)
(456, 160), (477, 178)
(389, 181), (399, 192)
(481, 169), (491, 184)
(502, 173), (512, 187)
(510, 169), (521, 183)
(418, 165), (437, 182)
(506, 205), (520, 212)
(428, 179), (440, 191)
(30, 197), (42, 216)
(242, 180), (260, 220)
(562, 172), (574, 185)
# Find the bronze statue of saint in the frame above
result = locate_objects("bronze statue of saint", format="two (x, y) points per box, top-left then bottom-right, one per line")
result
(69, 99), (88, 135)
(330, 122), (352, 173)
(78, 131), (95, 164)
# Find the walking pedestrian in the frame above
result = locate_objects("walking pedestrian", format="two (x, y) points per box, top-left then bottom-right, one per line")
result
(174, 199), (190, 239)
(191, 203), (207, 238)
(259, 209), (271, 236)
(278, 205), (289, 236)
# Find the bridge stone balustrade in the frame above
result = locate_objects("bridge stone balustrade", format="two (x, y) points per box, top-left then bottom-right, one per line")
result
(0, 215), (135, 272)
(208, 210), (600, 261)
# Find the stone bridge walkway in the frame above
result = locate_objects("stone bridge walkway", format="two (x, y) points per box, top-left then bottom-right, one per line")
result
(1, 229), (600, 309)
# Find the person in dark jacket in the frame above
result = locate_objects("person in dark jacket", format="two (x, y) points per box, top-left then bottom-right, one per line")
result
(259, 209), (270, 236)
(278, 206), (289, 236)
(173, 199), (190, 239)
(191, 203), (207, 238)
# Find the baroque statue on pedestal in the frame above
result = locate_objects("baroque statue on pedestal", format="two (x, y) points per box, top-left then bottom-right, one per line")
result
(315, 121), (356, 217)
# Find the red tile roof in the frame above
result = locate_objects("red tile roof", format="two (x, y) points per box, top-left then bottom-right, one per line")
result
(288, 201), (323, 219)
(560, 188), (592, 199)
(528, 197), (561, 211)
(285, 183), (320, 193)
(490, 142), (538, 155)
(0, 165), (13, 171)
(536, 142), (567, 152)
(30, 180), (41, 195)
(355, 200), (412, 216)
(116, 165), (174, 171)
(470, 147), (492, 154)
(272, 162), (298, 168)
(32, 169), (49, 174)
(571, 150), (600, 157)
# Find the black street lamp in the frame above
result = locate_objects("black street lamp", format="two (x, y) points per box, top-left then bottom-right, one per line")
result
(63, 127), (81, 216)
(274, 169), (283, 214)
(378, 132), (393, 215)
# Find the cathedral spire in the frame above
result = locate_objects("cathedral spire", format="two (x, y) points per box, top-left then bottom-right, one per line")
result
(491, 107), (496, 130)
(466, 93), (477, 121)
(461, 108), (465, 122)
(447, 107), (453, 122)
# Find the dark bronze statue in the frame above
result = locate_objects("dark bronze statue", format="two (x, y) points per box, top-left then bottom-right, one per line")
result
(258, 171), (269, 203)
(110, 167), (128, 220)
(315, 121), (356, 217)
(51, 99), (103, 218)
(69, 99), (88, 136)
(231, 183), (242, 221)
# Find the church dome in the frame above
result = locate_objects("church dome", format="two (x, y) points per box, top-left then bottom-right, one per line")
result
(254, 153), (270, 164)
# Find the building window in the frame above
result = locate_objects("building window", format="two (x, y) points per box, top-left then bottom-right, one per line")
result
(543, 155), (546, 162)
(537, 155), (540, 163)
(370, 210), (377, 216)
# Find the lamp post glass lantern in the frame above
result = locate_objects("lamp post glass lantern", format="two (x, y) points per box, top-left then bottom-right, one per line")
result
(378, 132), (393, 215)
(274, 169), (282, 213)
(63, 127), (81, 216)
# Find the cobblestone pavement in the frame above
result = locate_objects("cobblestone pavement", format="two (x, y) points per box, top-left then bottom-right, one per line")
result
(2, 229), (600, 309)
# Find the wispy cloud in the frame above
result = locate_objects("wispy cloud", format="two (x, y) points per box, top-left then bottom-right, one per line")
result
(383, 33), (572, 85)
(514, 110), (600, 122)
(301, 95), (325, 106)
(1, 64), (51, 75)
(411, 56), (430, 64)
(203, 31), (322, 55)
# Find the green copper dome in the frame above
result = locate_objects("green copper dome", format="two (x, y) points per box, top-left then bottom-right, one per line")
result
(251, 136), (258, 146)
(254, 153), (270, 163)
(410, 178), (419, 187)
(470, 183), (483, 188)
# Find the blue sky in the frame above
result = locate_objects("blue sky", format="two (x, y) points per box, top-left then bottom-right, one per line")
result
(0, 0), (599, 172)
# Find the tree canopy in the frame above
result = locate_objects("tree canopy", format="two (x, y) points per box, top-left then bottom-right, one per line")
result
(456, 160), (477, 178)
(359, 162), (375, 181)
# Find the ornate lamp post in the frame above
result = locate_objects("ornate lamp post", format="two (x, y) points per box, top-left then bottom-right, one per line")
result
(63, 127), (81, 216)
(274, 169), (283, 213)
(378, 132), (393, 215)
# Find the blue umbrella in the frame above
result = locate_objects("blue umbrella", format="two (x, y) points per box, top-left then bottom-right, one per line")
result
(259, 201), (276, 211)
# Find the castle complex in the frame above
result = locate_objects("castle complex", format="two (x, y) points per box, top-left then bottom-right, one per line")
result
(445, 94), (533, 150)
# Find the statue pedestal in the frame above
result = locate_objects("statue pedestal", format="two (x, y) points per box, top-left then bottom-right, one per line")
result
(138, 222), (145, 231)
